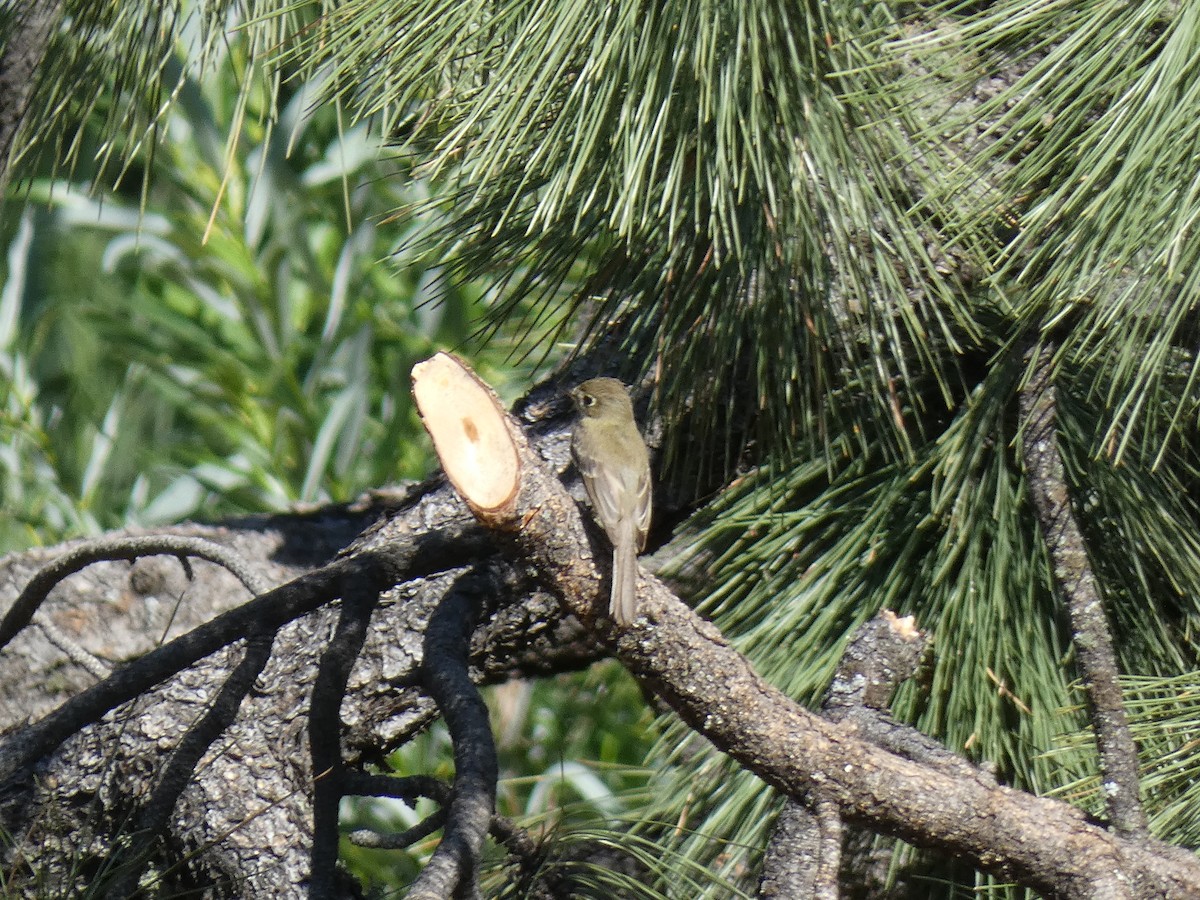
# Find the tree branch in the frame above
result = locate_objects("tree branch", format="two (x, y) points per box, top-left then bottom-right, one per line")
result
(103, 631), (279, 898)
(343, 773), (540, 867)
(0, 534), (270, 652)
(823, 611), (980, 780)
(1019, 342), (1146, 835)
(342, 772), (451, 850)
(759, 612), (954, 898)
(31, 610), (111, 678)
(758, 799), (842, 900)
(0, 555), (355, 784)
(413, 351), (1198, 900)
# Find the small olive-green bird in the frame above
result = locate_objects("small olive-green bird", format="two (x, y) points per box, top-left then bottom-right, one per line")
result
(570, 377), (652, 626)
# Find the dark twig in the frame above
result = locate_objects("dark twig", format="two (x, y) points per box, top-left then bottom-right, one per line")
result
(104, 631), (278, 898)
(485, 812), (541, 865)
(347, 811), (448, 851)
(1019, 342), (1146, 835)
(407, 572), (498, 900)
(0, 534), (271, 652)
(343, 772), (450, 804)
(343, 771), (541, 866)
(309, 572), (384, 898)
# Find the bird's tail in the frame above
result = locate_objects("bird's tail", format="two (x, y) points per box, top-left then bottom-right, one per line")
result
(610, 534), (639, 626)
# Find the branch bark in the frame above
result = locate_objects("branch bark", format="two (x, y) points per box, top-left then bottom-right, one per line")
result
(1019, 342), (1146, 835)
(758, 799), (842, 900)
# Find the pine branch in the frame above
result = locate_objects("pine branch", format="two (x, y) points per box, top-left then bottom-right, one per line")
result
(1020, 342), (1146, 835)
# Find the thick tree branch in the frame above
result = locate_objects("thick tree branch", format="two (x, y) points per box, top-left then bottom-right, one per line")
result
(824, 610), (926, 712)
(413, 352), (1199, 900)
(1019, 342), (1146, 835)
(103, 631), (278, 899)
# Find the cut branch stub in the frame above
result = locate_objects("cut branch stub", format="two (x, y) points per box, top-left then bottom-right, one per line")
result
(412, 353), (521, 515)
(413, 353), (607, 624)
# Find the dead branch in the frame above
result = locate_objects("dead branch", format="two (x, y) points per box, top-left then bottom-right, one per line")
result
(408, 571), (498, 900)
(309, 568), (386, 897)
(0, 484), (598, 895)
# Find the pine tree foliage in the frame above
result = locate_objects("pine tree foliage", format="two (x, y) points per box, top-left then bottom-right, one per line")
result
(287, 0), (996, 473)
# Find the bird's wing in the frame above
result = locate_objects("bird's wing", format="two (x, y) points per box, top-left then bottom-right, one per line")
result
(633, 464), (651, 551)
(577, 453), (624, 537)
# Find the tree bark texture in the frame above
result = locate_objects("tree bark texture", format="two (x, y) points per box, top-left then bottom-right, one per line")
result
(0, 0), (63, 193)
(1020, 343), (1146, 835)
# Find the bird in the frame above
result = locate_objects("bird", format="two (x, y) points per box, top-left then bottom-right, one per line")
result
(569, 377), (652, 626)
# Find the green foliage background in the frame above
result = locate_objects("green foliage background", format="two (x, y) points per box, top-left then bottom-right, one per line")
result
(0, 15), (550, 549)
(6, 0), (1200, 897)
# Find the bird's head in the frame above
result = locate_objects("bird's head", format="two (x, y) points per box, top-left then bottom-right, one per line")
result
(570, 377), (634, 419)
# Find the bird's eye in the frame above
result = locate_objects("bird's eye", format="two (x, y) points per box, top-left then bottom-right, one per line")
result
(581, 394), (596, 407)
